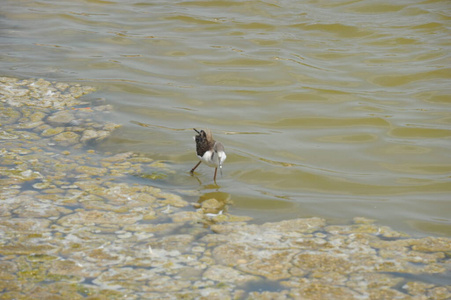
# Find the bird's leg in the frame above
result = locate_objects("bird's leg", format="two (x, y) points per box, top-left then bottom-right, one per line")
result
(190, 161), (202, 173)
(213, 167), (218, 182)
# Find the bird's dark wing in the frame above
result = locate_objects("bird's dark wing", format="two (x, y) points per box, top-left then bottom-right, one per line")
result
(195, 130), (210, 157)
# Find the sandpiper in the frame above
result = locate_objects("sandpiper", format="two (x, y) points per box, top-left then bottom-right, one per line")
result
(190, 128), (226, 182)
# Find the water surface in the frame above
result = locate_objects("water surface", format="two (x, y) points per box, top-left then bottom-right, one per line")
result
(1, 0), (450, 236)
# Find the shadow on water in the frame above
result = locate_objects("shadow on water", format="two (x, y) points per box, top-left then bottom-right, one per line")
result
(237, 279), (286, 299)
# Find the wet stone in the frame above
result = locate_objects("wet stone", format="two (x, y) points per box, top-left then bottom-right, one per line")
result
(159, 193), (189, 207)
(171, 211), (203, 223)
(75, 165), (107, 176)
(411, 237), (451, 252)
(47, 110), (75, 126)
(239, 250), (295, 280)
(80, 129), (99, 143)
(0, 130), (19, 140)
(13, 199), (62, 218)
(17, 120), (45, 130)
(41, 127), (64, 137)
(30, 111), (46, 122)
(101, 152), (134, 162)
(49, 260), (85, 278)
(0, 107), (21, 124)
(293, 253), (354, 274)
(200, 198), (224, 214)
(58, 210), (142, 226)
(52, 131), (80, 146)
(149, 234), (195, 252)
(213, 244), (256, 266)
(0, 243), (57, 256)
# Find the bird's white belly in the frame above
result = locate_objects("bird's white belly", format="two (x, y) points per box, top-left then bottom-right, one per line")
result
(198, 150), (219, 167)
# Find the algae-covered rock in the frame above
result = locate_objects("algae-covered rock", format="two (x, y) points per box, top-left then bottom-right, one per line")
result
(0, 243), (56, 256)
(149, 234), (195, 253)
(30, 111), (46, 122)
(0, 130), (19, 140)
(293, 253), (354, 274)
(58, 210), (142, 227)
(212, 243), (256, 266)
(41, 127), (64, 137)
(80, 129), (112, 144)
(47, 110), (75, 125)
(411, 237), (451, 252)
(0, 107), (21, 124)
(159, 193), (188, 207)
(52, 131), (80, 146)
(239, 250), (296, 280)
(203, 265), (257, 283)
(171, 211), (203, 223)
(75, 165), (107, 176)
(262, 217), (326, 234)
(0, 261), (18, 280)
(101, 152), (134, 162)
(201, 198), (224, 214)
(80, 129), (99, 143)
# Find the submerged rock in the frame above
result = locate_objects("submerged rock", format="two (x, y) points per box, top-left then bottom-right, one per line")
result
(41, 127), (64, 137)
(52, 131), (80, 146)
(200, 198), (224, 214)
(47, 110), (75, 126)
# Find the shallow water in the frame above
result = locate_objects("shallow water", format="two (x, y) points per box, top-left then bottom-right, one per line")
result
(1, 0), (450, 237)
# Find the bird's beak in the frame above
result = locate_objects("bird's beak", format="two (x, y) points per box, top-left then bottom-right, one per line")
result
(193, 128), (200, 134)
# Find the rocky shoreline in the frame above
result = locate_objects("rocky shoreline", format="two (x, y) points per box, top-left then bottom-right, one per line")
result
(1, 77), (450, 299)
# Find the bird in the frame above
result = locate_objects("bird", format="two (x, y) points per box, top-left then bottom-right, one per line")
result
(190, 128), (226, 182)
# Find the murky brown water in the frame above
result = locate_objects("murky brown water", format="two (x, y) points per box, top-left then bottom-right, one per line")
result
(1, 0), (450, 237)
